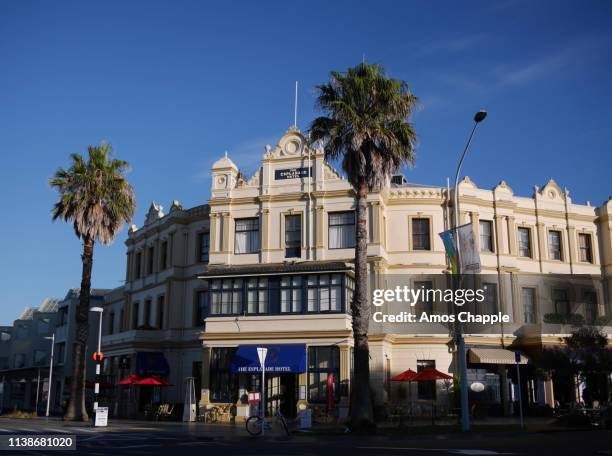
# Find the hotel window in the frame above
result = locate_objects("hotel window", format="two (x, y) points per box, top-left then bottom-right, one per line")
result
(135, 252), (142, 278)
(147, 246), (155, 274)
(160, 240), (168, 270)
(308, 346), (340, 403)
(285, 214), (302, 258)
(518, 227), (531, 258)
(33, 349), (47, 366)
(58, 307), (69, 326)
(307, 274), (342, 313)
(479, 220), (494, 252)
(209, 279), (244, 315)
(578, 233), (593, 263)
(157, 295), (165, 329)
(210, 348), (238, 403)
(553, 289), (570, 315)
(329, 211), (355, 249)
(196, 290), (208, 326)
(132, 302), (140, 329)
(235, 218), (260, 254)
(199, 232), (210, 263)
(280, 276), (302, 313)
(108, 312), (115, 335)
(481, 283), (498, 314)
(548, 230), (562, 260)
(584, 291), (597, 324)
(417, 360), (436, 400)
(247, 278), (268, 314)
(522, 288), (536, 324)
(144, 299), (152, 327)
(414, 281), (433, 315)
(13, 353), (26, 369)
(55, 342), (66, 364)
(411, 218), (431, 251)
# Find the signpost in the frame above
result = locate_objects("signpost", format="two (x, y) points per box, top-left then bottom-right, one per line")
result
(515, 351), (524, 429)
(256, 347), (268, 436)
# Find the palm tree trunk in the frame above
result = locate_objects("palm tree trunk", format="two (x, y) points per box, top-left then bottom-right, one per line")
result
(64, 236), (94, 421)
(350, 178), (374, 430)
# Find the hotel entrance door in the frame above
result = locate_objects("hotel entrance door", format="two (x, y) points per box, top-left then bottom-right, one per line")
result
(265, 373), (297, 418)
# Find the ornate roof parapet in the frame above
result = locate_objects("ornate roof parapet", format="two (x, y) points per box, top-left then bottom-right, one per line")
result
(144, 202), (164, 225)
(169, 200), (183, 213)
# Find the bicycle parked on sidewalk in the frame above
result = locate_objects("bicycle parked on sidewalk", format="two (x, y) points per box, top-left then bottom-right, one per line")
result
(245, 409), (291, 437)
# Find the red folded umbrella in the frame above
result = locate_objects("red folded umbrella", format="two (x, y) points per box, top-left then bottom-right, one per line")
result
(391, 369), (418, 382)
(117, 374), (142, 385)
(135, 376), (173, 386)
(412, 367), (453, 382)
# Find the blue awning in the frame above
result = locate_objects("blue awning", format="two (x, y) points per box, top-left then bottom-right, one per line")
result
(136, 352), (170, 376)
(230, 344), (306, 374)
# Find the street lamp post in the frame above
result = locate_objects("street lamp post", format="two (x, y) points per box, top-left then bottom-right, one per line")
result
(43, 334), (55, 418)
(453, 110), (487, 432)
(90, 307), (104, 413)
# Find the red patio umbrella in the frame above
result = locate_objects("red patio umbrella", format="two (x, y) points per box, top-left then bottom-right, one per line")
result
(135, 376), (174, 386)
(117, 374), (142, 385)
(412, 367), (453, 382)
(391, 369), (418, 382)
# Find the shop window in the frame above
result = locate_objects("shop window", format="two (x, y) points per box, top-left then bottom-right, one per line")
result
(210, 348), (238, 403)
(308, 346), (340, 403)
(417, 360), (436, 400)
(329, 212), (355, 249)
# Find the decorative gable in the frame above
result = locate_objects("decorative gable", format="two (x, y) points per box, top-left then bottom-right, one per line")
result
(145, 202), (164, 225)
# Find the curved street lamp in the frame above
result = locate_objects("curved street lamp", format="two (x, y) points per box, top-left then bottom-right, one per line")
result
(453, 110), (487, 433)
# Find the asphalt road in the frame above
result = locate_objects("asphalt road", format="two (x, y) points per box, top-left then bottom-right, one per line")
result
(0, 418), (609, 455)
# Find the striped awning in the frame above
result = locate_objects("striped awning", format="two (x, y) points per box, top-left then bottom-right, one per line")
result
(468, 348), (528, 365)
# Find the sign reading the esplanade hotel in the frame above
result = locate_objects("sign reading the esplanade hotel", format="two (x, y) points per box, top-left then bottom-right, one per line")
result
(274, 166), (312, 180)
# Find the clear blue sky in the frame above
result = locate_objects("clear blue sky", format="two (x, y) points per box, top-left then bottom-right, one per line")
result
(1, 0), (611, 324)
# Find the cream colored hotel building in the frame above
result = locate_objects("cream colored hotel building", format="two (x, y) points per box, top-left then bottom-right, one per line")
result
(101, 127), (612, 420)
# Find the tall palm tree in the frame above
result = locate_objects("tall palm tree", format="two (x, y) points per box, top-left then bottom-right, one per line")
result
(50, 144), (135, 421)
(309, 63), (418, 430)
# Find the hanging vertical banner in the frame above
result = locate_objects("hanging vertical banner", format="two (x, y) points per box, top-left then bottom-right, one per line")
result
(439, 229), (459, 274)
(439, 223), (481, 274)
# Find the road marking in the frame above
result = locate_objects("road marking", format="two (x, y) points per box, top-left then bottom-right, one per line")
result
(72, 427), (97, 433)
(357, 448), (516, 455)
(0, 428), (11, 432)
(45, 428), (71, 433)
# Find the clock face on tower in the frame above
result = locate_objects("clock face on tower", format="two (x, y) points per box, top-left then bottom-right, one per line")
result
(216, 174), (227, 189)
